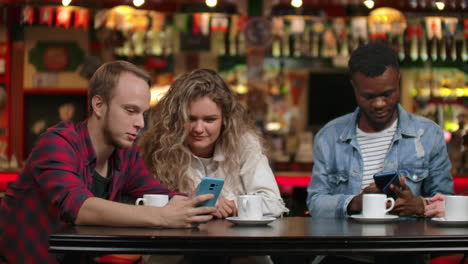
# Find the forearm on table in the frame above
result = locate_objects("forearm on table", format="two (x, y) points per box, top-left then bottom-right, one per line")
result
(307, 192), (349, 218)
(75, 197), (164, 227)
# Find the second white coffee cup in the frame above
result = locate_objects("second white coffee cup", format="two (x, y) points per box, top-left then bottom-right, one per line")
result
(135, 194), (169, 207)
(237, 195), (263, 220)
(445, 195), (468, 220)
(362, 194), (395, 218)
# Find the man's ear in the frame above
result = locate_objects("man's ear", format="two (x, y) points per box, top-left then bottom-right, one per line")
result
(91, 95), (106, 118)
(350, 79), (356, 91)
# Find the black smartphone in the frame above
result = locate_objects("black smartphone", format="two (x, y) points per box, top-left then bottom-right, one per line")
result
(373, 171), (401, 199)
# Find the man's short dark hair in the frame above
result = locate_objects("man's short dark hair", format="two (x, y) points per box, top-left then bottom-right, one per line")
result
(348, 42), (399, 78)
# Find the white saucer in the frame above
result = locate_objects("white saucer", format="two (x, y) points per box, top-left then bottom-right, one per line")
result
(350, 214), (399, 223)
(226, 216), (277, 226)
(431, 217), (468, 226)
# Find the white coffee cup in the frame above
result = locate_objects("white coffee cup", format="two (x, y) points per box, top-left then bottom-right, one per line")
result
(135, 194), (169, 207)
(362, 194), (395, 218)
(445, 195), (468, 220)
(237, 195), (263, 220)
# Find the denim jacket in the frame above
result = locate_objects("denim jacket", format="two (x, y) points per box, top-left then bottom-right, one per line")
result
(307, 104), (454, 218)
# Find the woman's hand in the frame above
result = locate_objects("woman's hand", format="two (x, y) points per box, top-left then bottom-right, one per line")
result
(425, 193), (446, 217)
(213, 197), (237, 219)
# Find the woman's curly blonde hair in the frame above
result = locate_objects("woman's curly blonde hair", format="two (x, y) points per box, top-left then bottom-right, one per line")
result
(139, 69), (259, 193)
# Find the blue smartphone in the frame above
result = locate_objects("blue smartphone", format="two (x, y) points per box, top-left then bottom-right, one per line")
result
(195, 177), (224, 207)
(373, 171), (401, 199)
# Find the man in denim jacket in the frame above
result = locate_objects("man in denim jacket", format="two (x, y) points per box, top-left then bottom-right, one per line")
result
(307, 42), (454, 219)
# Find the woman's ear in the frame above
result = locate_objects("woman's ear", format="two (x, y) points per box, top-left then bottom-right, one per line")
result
(91, 95), (106, 118)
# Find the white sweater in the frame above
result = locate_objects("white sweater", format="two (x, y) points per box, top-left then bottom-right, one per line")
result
(189, 133), (289, 217)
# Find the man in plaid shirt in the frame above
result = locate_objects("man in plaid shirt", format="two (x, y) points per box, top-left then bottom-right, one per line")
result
(0, 61), (215, 264)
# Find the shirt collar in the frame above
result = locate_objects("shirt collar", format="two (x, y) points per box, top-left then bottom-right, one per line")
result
(340, 104), (415, 142)
(191, 142), (225, 162)
(77, 120), (122, 169)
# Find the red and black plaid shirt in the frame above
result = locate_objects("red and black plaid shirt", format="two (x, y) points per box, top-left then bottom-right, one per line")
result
(0, 121), (177, 264)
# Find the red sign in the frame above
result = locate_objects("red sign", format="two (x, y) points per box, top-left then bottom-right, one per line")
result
(43, 45), (70, 72)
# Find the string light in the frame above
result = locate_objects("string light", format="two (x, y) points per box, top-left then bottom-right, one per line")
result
(133, 0), (144, 7)
(206, 0), (217, 8)
(291, 0), (303, 8)
(363, 0), (375, 9)
(62, 0), (72, 6)
(435, 0), (445, 10)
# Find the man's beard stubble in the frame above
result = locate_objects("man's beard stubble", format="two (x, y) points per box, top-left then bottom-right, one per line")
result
(102, 112), (129, 149)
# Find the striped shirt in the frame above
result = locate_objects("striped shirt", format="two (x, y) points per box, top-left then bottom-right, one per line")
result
(356, 119), (398, 189)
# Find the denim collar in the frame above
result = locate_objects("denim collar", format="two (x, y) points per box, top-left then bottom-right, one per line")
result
(340, 104), (417, 143)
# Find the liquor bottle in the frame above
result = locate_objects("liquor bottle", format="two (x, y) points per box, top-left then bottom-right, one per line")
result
(211, 31), (226, 56)
(311, 34), (319, 57)
(321, 33), (328, 58)
(420, 33), (428, 61)
(229, 33), (237, 56)
(152, 33), (162, 56)
(339, 35), (349, 57)
(293, 34), (301, 57)
(164, 27), (173, 56)
(397, 34), (405, 61)
(218, 32), (226, 56)
(462, 38), (468, 61)
(430, 38), (438, 61)
(272, 36), (281, 57)
(238, 32), (245, 56)
(440, 37), (447, 61)
(410, 35), (419, 61)
(282, 31), (290, 57)
(450, 37), (457, 61)
(303, 26), (311, 57)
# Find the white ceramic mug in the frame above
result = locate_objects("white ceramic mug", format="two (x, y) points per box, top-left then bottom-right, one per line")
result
(135, 194), (169, 207)
(362, 194), (395, 218)
(445, 195), (468, 220)
(237, 195), (263, 220)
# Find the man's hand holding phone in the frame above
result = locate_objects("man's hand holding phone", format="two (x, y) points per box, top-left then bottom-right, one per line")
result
(373, 171), (401, 199)
(389, 176), (425, 216)
(159, 194), (216, 228)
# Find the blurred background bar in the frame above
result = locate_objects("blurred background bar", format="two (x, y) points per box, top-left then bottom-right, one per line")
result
(0, 0), (467, 214)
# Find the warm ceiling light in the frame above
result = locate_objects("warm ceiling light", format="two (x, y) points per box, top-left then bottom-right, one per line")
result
(435, 0), (445, 10)
(291, 0), (303, 8)
(133, 0), (144, 7)
(206, 0), (217, 8)
(62, 0), (72, 6)
(363, 0), (375, 9)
